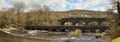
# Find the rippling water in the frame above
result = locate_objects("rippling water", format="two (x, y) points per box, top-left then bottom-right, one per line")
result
(0, 31), (51, 42)
(0, 30), (110, 42)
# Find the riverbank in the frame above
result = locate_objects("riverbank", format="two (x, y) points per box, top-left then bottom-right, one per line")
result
(0, 31), (52, 42)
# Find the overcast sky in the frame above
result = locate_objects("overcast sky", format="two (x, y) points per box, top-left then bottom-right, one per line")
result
(0, 0), (111, 12)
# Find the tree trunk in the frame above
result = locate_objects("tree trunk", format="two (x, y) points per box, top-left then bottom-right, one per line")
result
(117, 2), (120, 15)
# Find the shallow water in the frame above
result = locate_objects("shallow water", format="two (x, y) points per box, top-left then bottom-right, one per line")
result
(0, 30), (110, 42)
(0, 31), (51, 42)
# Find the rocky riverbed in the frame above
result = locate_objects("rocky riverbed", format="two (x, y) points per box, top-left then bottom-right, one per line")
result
(0, 30), (112, 42)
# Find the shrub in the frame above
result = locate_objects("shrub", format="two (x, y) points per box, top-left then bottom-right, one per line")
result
(68, 29), (82, 37)
(108, 26), (120, 39)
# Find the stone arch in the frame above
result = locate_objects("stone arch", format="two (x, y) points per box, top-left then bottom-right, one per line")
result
(64, 21), (73, 26)
(101, 21), (111, 26)
(61, 29), (66, 32)
(88, 21), (99, 26)
(76, 21), (86, 26)
(51, 29), (57, 31)
(44, 29), (49, 31)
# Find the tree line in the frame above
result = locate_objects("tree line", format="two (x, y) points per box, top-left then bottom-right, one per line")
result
(0, 2), (52, 28)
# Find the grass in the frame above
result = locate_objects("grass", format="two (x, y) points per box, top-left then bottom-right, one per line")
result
(112, 37), (120, 42)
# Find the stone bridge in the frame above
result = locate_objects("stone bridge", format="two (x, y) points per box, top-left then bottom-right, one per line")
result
(24, 18), (111, 32)
(25, 26), (109, 33)
(59, 18), (110, 26)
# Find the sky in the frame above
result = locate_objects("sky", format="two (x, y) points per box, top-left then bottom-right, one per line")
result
(0, 0), (111, 12)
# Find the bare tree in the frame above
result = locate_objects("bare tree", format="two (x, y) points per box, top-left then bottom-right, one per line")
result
(107, 0), (120, 38)
(113, 0), (120, 14)
(43, 5), (52, 12)
(13, 2), (25, 14)
(8, 2), (25, 14)
(29, 4), (52, 26)
(108, 0), (120, 14)
(11, 2), (25, 25)
(7, 8), (16, 13)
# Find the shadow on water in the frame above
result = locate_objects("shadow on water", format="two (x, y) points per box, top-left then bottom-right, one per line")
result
(0, 31), (51, 42)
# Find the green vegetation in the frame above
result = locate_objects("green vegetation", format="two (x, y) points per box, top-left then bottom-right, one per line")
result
(68, 29), (82, 37)
(0, 14), (11, 28)
(112, 37), (120, 42)
(68, 31), (79, 37)
(0, 5), (52, 28)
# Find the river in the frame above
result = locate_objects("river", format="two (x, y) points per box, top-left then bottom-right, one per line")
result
(0, 30), (111, 42)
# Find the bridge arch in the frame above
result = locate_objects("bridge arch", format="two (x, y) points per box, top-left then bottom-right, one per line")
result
(51, 29), (60, 32)
(76, 21), (86, 26)
(101, 21), (111, 26)
(64, 21), (73, 26)
(88, 21), (99, 26)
